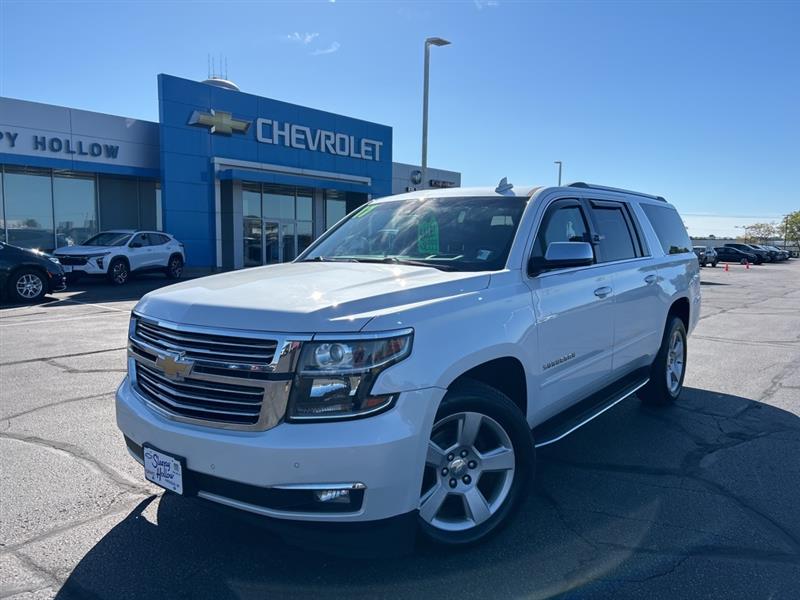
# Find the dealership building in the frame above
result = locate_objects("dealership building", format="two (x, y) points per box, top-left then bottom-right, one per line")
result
(0, 74), (460, 270)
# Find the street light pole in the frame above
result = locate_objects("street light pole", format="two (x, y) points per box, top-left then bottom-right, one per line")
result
(554, 161), (563, 186)
(421, 37), (450, 189)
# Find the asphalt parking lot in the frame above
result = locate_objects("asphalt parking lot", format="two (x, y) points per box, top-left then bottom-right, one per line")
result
(1, 262), (799, 600)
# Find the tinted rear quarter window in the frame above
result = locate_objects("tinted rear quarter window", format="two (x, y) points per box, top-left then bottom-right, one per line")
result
(591, 205), (637, 262)
(641, 204), (691, 255)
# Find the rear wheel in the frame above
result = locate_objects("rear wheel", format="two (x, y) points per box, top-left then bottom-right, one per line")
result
(418, 380), (534, 546)
(9, 269), (47, 303)
(107, 258), (129, 285)
(165, 255), (184, 279)
(639, 316), (687, 406)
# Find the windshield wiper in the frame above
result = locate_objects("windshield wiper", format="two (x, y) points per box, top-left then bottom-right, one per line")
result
(301, 256), (360, 263)
(357, 257), (458, 271)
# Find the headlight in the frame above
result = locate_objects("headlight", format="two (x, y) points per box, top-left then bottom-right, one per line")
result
(288, 330), (413, 420)
(48, 257), (60, 264)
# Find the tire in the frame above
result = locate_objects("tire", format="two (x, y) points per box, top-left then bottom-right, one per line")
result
(9, 269), (47, 303)
(711, 261), (718, 268)
(639, 316), (687, 406)
(740, 259), (747, 265)
(107, 258), (130, 285)
(417, 380), (535, 546)
(165, 254), (184, 279)
(700, 261), (706, 267)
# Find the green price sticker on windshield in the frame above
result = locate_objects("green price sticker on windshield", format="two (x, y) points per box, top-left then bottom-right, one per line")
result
(417, 215), (440, 255)
(354, 204), (377, 218)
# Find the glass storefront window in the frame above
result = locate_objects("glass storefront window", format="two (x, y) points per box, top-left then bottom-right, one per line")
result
(297, 221), (313, 255)
(263, 184), (295, 220)
(325, 190), (347, 230)
(3, 167), (54, 251)
(296, 187), (313, 221)
(53, 174), (97, 246)
(243, 184), (261, 218)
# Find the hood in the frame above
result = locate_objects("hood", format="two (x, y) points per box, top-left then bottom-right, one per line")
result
(54, 245), (117, 255)
(134, 262), (491, 333)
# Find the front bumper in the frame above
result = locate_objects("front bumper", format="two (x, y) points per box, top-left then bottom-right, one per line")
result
(116, 376), (443, 523)
(47, 271), (67, 292)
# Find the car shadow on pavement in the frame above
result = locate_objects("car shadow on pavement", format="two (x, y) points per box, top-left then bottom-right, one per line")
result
(53, 387), (800, 600)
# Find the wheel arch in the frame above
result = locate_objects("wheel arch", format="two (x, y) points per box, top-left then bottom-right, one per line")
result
(445, 356), (528, 419)
(668, 296), (690, 331)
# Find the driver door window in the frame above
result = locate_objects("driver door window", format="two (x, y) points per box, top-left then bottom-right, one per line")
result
(531, 200), (593, 268)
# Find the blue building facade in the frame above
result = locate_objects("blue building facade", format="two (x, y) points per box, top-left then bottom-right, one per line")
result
(1, 74), (458, 271)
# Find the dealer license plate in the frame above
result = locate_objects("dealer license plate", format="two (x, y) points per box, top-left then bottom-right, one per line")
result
(143, 447), (184, 494)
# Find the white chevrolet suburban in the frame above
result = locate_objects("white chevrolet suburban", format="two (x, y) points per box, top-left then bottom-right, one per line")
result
(116, 181), (700, 546)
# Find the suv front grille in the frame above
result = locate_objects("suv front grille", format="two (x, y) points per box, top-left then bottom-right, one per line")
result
(55, 255), (88, 266)
(135, 363), (264, 425)
(128, 316), (304, 431)
(136, 319), (278, 367)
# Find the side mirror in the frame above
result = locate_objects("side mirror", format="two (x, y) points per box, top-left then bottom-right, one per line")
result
(529, 241), (594, 276)
(130, 242), (143, 248)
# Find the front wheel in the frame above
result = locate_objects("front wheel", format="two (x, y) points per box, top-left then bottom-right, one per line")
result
(418, 380), (534, 546)
(639, 316), (687, 406)
(10, 270), (47, 303)
(107, 258), (129, 285)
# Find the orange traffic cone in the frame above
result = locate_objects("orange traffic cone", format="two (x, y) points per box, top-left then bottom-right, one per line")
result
(745, 260), (750, 269)
(724, 263), (729, 272)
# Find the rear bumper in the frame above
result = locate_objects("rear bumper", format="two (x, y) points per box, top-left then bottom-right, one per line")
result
(115, 376), (443, 523)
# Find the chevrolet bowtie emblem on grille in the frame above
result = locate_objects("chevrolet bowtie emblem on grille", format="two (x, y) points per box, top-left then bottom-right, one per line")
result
(188, 109), (251, 135)
(155, 350), (194, 380)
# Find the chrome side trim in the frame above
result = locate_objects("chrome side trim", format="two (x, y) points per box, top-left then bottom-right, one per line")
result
(534, 379), (649, 448)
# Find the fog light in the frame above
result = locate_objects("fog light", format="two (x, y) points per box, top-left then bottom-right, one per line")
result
(314, 489), (351, 504)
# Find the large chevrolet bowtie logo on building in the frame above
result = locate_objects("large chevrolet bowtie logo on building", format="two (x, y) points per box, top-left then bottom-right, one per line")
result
(155, 350), (194, 380)
(188, 109), (251, 135)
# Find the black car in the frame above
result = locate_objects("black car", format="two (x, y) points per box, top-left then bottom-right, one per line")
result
(723, 243), (766, 264)
(0, 241), (67, 303)
(751, 244), (782, 262)
(714, 246), (759, 264)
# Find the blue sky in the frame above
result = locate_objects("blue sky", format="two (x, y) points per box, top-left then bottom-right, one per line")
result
(1, 0), (798, 237)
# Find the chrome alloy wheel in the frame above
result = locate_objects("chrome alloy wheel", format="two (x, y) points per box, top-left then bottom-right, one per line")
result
(420, 411), (516, 532)
(666, 329), (685, 395)
(16, 273), (44, 299)
(169, 257), (183, 277)
(112, 262), (128, 284)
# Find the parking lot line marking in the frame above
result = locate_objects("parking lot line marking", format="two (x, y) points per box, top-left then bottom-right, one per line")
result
(0, 346), (127, 367)
(49, 298), (132, 312)
(0, 310), (130, 328)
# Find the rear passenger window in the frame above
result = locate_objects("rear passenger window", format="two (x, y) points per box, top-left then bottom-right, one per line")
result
(590, 204), (638, 262)
(151, 234), (170, 245)
(641, 204), (691, 255)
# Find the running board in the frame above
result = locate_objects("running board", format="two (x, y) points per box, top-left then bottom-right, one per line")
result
(533, 369), (650, 448)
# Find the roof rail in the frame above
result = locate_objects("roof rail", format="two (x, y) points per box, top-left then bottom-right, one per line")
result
(567, 182), (666, 202)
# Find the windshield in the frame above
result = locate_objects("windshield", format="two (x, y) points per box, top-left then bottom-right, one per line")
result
(82, 232), (132, 247)
(301, 196), (527, 271)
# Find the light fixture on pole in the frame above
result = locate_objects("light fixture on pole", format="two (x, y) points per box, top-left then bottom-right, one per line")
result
(554, 161), (563, 186)
(421, 37), (451, 189)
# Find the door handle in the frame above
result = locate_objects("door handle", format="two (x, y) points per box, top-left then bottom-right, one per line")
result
(644, 274), (657, 284)
(594, 286), (612, 298)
